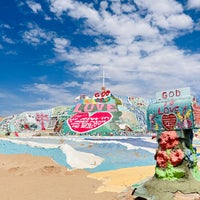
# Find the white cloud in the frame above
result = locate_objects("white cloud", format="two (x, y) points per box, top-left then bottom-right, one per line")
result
(135, 0), (183, 15)
(21, 82), (82, 108)
(53, 37), (69, 53)
(187, 0), (200, 9)
(0, 24), (11, 29)
(49, 0), (74, 16)
(5, 50), (17, 55)
(154, 14), (193, 30)
(37, 76), (48, 82)
(27, 0), (42, 13)
(2, 35), (15, 44)
(22, 23), (56, 46)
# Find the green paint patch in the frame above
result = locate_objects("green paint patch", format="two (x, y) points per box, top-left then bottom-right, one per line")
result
(192, 166), (200, 181)
(155, 164), (185, 180)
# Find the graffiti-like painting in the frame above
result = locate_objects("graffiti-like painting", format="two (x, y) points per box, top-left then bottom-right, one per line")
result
(147, 87), (197, 132)
(67, 112), (113, 133)
(62, 88), (122, 135)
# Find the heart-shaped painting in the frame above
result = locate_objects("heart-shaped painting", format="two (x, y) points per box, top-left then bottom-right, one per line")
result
(67, 112), (113, 133)
(162, 114), (177, 130)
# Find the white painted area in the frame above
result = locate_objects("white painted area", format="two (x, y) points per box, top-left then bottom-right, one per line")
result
(60, 144), (103, 169)
(0, 137), (104, 169)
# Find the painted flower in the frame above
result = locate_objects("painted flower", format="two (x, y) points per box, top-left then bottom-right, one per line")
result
(156, 150), (169, 168)
(159, 131), (179, 150)
(169, 149), (184, 166)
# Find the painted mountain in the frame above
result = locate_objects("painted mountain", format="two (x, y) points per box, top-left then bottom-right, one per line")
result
(0, 87), (151, 136)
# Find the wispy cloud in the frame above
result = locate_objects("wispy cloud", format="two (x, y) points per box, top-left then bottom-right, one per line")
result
(53, 37), (69, 53)
(22, 23), (56, 46)
(46, 0), (200, 98)
(2, 35), (15, 44)
(21, 82), (82, 108)
(26, 0), (42, 13)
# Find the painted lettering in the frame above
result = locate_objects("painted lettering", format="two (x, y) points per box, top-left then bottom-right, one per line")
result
(161, 89), (181, 100)
(158, 106), (179, 115)
(73, 103), (117, 113)
(73, 103), (82, 113)
(158, 107), (163, 115)
(93, 90), (111, 99)
(84, 104), (94, 112)
(96, 104), (104, 111)
(176, 89), (181, 97)
(162, 92), (167, 99)
(169, 91), (174, 97)
(107, 104), (118, 112)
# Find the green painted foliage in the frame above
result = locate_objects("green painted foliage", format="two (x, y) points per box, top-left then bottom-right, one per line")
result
(155, 164), (185, 180)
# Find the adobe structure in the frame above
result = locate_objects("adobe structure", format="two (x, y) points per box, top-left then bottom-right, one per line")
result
(133, 87), (200, 200)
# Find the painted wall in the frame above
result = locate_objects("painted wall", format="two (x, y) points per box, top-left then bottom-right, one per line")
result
(147, 87), (200, 132)
(61, 89), (149, 135)
(0, 89), (149, 135)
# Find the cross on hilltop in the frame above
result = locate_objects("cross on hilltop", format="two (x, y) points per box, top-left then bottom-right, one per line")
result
(97, 66), (110, 91)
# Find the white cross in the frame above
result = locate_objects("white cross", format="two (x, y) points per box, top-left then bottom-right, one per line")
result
(98, 66), (110, 88)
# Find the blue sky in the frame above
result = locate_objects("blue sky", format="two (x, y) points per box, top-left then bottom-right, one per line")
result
(0, 0), (200, 116)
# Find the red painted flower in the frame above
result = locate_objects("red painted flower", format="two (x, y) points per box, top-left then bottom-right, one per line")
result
(169, 149), (184, 166)
(156, 150), (169, 168)
(159, 131), (179, 150)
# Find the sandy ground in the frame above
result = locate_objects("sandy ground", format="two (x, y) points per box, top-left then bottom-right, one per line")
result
(0, 139), (199, 200)
(88, 165), (155, 193)
(0, 154), (155, 200)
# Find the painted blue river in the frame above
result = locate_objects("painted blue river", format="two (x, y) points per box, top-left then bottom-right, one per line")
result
(0, 136), (199, 173)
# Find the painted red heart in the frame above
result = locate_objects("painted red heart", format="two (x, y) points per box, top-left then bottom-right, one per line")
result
(162, 114), (177, 130)
(67, 112), (113, 133)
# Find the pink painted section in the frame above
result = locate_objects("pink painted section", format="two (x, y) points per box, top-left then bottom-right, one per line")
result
(156, 150), (169, 168)
(159, 131), (179, 150)
(67, 112), (113, 133)
(193, 103), (200, 127)
(155, 131), (184, 168)
(36, 113), (49, 130)
(169, 149), (184, 167)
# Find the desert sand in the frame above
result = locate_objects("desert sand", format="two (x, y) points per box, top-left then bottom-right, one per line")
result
(0, 153), (155, 200)
(0, 136), (199, 200)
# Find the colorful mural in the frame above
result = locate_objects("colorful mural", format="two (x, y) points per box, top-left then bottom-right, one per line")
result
(147, 98), (194, 132)
(147, 87), (200, 132)
(5, 87), (199, 136)
(61, 88), (123, 135)
(0, 88), (150, 136)
(0, 106), (73, 134)
(193, 99), (200, 128)
(145, 87), (200, 181)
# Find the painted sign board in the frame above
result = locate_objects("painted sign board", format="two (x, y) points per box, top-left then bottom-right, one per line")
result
(147, 97), (194, 132)
(156, 87), (191, 101)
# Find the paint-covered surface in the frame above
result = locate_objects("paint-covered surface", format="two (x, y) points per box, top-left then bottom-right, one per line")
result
(146, 87), (200, 181)
(133, 88), (200, 200)
(0, 88), (149, 135)
(0, 135), (199, 173)
(147, 87), (200, 132)
(62, 89), (150, 135)
(0, 136), (157, 172)
(62, 89), (123, 135)
(193, 101), (200, 128)
(147, 97), (194, 132)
